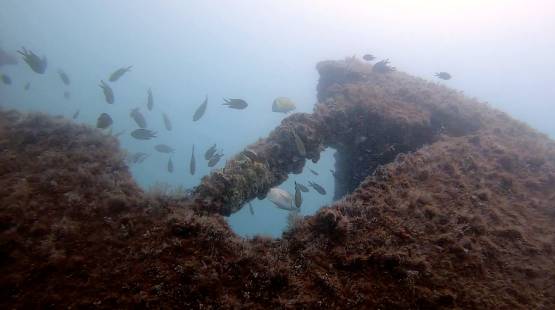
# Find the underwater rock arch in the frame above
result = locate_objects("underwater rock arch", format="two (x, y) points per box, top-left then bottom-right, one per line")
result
(194, 59), (492, 215)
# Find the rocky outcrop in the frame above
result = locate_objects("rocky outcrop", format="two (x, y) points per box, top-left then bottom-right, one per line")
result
(1, 59), (554, 309)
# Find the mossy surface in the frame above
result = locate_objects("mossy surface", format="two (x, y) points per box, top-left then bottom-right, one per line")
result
(1, 59), (555, 309)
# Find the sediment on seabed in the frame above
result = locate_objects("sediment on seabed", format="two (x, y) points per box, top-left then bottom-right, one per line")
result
(1, 59), (554, 309)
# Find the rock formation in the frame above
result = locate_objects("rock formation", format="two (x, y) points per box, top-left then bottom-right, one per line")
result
(1, 59), (554, 308)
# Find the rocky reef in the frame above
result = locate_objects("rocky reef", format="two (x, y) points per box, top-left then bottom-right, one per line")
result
(1, 59), (555, 309)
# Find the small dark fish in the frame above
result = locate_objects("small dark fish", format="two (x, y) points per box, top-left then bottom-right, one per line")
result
(204, 144), (217, 160)
(190, 144), (196, 175)
(18, 47), (47, 74)
(294, 182), (303, 209)
(147, 88), (153, 111)
(58, 69), (70, 85)
(167, 157), (174, 173)
(309, 169), (319, 176)
(292, 129), (306, 157)
(435, 72), (452, 80)
(296, 182), (309, 193)
(162, 113), (172, 131)
(373, 59), (396, 73)
(127, 152), (149, 164)
(72, 109), (80, 119)
(96, 113), (113, 129)
(109, 66), (132, 82)
(154, 144), (174, 153)
(308, 181), (326, 195)
(1, 74), (11, 85)
(99, 80), (114, 104)
(63, 91), (70, 100)
(248, 202), (255, 215)
(24, 82), (30, 91)
(193, 95), (208, 121)
(222, 98), (248, 109)
(208, 152), (223, 167)
(130, 108), (147, 128)
(131, 129), (156, 140)
(362, 54), (375, 61)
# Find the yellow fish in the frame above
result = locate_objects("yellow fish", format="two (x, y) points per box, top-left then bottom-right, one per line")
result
(272, 97), (296, 113)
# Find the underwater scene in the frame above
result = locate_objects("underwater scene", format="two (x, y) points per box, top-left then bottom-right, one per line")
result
(1, 1), (554, 308)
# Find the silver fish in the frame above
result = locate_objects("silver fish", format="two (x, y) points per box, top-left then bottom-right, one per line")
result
(292, 129), (306, 157)
(109, 66), (132, 82)
(147, 88), (153, 111)
(190, 144), (196, 175)
(204, 144), (217, 160)
(248, 202), (255, 215)
(130, 129), (156, 140)
(1, 74), (11, 85)
(222, 98), (248, 109)
(373, 59), (396, 73)
(309, 169), (319, 176)
(308, 181), (326, 195)
(130, 108), (147, 128)
(193, 95), (208, 121)
(99, 80), (114, 104)
(18, 47), (47, 74)
(72, 109), (80, 119)
(208, 152), (223, 167)
(267, 187), (295, 211)
(96, 113), (112, 129)
(155, 144), (174, 153)
(24, 82), (30, 91)
(295, 182), (309, 192)
(435, 72), (452, 80)
(362, 54), (375, 61)
(58, 69), (70, 85)
(167, 157), (174, 173)
(127, 152), (149, 164)
(163, 113), (172, 131)
(294, 182), (302, 209)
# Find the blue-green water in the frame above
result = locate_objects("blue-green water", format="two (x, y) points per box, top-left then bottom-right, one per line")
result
(1, 1), (554, 237)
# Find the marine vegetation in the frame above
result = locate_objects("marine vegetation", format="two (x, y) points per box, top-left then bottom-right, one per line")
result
(17, 47), (47, 74)
(2, 58), (555, 309)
